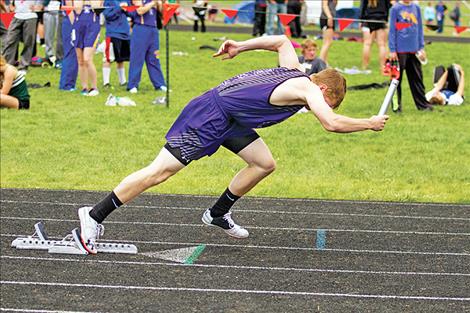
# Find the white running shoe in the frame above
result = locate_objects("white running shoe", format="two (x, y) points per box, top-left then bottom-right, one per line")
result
(202, 209), (249, 239)
(78, 207), (104, 254)
(105, 94), (117, 106)
(129, 87), (138, 94)
(87, 89), (100, 97)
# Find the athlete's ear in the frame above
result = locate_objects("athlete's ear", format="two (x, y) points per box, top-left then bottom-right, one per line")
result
(317, 83), (328, 93)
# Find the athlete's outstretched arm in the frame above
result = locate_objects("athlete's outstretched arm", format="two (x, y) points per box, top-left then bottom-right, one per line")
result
(302, 82), (388, 133)
(213, 35), (302, 71)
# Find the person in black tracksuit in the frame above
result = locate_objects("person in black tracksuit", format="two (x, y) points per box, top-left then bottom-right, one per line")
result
(287, 0), (304, 38)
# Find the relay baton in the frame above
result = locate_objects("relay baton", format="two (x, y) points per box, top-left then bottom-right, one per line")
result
(378, 79), (399, 116)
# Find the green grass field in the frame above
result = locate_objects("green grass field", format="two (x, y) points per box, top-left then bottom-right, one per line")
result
(1, 30), (469, 203)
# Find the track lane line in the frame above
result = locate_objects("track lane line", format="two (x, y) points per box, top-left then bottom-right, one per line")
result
(2, 255), (470, 277)
(2, 234), (470, 256)
(1, 200), (469, 221)
(1, 280), (469, 301)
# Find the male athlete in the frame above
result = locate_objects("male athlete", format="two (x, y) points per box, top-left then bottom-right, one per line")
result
(77, 35), (388, 254)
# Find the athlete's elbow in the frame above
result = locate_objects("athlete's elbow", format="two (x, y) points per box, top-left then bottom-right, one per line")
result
(322, 119), (339, 132)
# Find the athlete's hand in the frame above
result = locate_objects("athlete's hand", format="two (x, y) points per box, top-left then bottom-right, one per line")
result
(389, 52), (398, 61)
(213, 40), (240, 60)
(369, 115), (389, 131)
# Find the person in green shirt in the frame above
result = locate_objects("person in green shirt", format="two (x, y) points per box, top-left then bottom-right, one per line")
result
(0, 56), (30, 110)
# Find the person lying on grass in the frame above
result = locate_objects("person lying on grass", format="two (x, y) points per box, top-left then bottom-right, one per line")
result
(426, 64), (465, 106)
(0, 55), (30, 110)
(76, 35), (389, 254)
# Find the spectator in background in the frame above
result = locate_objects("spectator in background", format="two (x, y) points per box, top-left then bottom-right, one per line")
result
(265, 0), (287, 36)
(193, 0), (207, 32)
(2, 0), (43, 71)
(423, 1), (435, 26)
(360, 0), (391, 71)
(449, 1), (461, 27)
(207, 3), (218, 22)
(127, 0), (166, 94)
(72, 0), (102, 96)
(0, 0), (8, 44)
(252, 0), (267, 36)
(389, 0), (433, 112)
(298, 39), (327, 75)
(59, 0), (78, 91)
(102, 0), (131, 89)
(43, 0), (62, 65)
(0, 55), (30, 110)
(426, 64), (465, 106)
(435, 0), (447, 33)
(319, 0), (337, 64)
(287, 0), (304, 38)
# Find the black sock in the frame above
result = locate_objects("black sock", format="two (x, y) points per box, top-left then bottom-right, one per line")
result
(89, 191), (123, 223)
(210, 188), (240, 218)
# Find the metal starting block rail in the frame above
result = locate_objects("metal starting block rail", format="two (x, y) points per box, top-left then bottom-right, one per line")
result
(11, 222), (138, 255)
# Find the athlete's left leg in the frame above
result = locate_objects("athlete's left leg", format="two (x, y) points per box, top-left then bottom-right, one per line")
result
(202, 137), (275, 239)
(229, 137), (276, 196)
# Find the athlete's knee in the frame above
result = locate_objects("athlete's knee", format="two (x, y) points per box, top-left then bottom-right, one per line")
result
(255, 158), (276, 175)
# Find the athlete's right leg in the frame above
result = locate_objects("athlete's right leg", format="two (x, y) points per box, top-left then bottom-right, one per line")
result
(79, 146), (186, 253)
(113, 147), (186, 204)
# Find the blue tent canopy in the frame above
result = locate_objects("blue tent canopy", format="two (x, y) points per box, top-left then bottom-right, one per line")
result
(335, 8), (361, 29)
(224, 1), (255, 25)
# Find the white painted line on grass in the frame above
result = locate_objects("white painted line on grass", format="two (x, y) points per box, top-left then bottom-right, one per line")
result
(1, 280), (469, 302)
(2, 234), (470, 256)
(1, 200), (469, 221)
(0, 308), (99, 313)
(3, 255), (470, 277)
(2, 216), (470, 236)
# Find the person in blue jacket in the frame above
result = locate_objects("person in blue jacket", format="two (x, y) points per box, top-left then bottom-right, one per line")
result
(127, 0), (166, 94)
(388, 0), (433, 112)
(59, 1), (78, 91)
(102, 0), (131, 88)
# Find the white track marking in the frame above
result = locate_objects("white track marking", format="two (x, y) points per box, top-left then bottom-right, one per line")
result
(1, 281), (469, 301)
(2, 255), (470, 277)
(2, 234), (470, 256)
(1, 216), (470, 236)
(1, 200), (469, 221)
(0, 309), (99, 313)
(3, 191), (469, 207)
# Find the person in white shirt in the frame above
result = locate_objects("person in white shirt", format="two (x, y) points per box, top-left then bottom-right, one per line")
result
(1, 0), (44, 70)
(426, 64), (465, 106)
(43, 0), (62, 65)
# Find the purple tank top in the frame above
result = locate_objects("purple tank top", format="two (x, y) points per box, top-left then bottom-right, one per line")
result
(214, 67), (310, 128)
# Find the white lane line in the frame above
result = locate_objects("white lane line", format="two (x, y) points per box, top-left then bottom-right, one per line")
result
(0, 308), (99, 313)
(1, 216), (469, 236)
(3, 255), (470, 277)
(3, 191), (469, 207)
(2, 234), (470, 256)
(1, 200), (469, 221)
(1, 281), (469, 301)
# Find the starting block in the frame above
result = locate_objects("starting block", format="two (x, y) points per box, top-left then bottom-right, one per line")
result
(11, 222), (138, 255)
